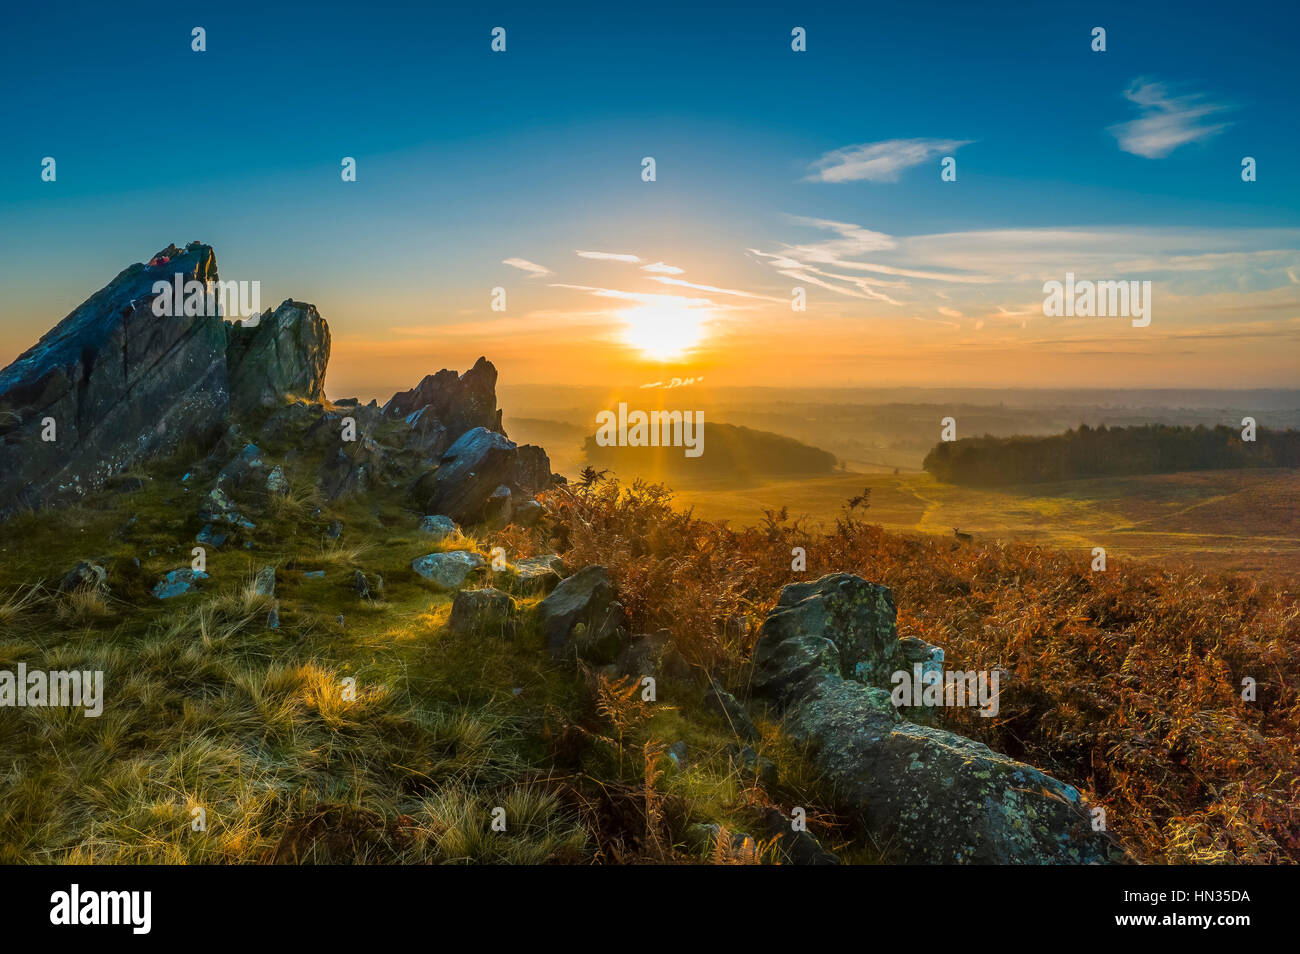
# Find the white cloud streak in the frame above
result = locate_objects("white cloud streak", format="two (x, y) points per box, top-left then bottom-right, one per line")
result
(805, 138), (972, 183)
(502, 257), (552, 276)
(1109, 78), (1232, 158)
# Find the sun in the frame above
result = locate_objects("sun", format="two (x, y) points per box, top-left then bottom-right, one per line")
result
(619, 302), (709, 361)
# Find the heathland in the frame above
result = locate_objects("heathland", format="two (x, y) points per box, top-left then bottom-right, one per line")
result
(2, 247), (1295, 864)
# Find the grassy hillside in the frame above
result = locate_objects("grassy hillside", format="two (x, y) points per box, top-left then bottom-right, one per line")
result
(0, 420), (836, 864)
(1, 426), (1296, 863)
(668, 469), (1300, 583)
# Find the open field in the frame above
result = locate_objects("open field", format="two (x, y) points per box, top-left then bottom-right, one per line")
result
(663, 468), (1300, 583)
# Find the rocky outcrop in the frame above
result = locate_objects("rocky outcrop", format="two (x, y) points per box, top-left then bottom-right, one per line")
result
(0, 243), (229, 515)
(415, 427), (553, 526)
(754, 573), (1130, 865)
(225, 300), (330, 412)
(383, 356), (504, 439)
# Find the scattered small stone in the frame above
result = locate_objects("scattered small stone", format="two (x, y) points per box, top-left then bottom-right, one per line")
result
(705, 681), (759, 741)
(727, 745), (779, 788)
(196, 523), (228, 547)
(303, 570), (325, 580)
(667, 740), (688, 770)
(507, 554), (563, 595)
(153, 568), (209, 599)
(411, 550), (486, 590)
(684, 823), (758, 861)
(761, 807), (839, 865)
(266, 464), (289, 495)
(418, 514), (460, 540)
(58, 561), (107, 594)
(447, 587), (518, 637)
(254, 565), (276, 597)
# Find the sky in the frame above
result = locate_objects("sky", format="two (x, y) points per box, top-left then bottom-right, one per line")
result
(1, 0), (1297, 396)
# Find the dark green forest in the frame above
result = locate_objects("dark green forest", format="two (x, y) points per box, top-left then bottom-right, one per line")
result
(584, 421), (838, 479)
(923, 423), (1300, 485)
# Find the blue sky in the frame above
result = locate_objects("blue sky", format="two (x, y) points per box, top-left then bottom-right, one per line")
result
(1, 0), (1297, 390)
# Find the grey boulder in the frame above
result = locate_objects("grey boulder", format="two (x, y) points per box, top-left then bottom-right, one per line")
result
(411, 550), (486, 590)
(536, 565), (624, 660)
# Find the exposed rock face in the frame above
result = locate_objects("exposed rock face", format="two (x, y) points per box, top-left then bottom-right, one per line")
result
(403, 405), (450, 462)
(754, 573), (1130, 865)
(318, 438), (386, 501)
(536, 565), (624, 660)
(0, 243), (229, 515)
(383, 356), (504, 439)
(225, 300), (330, 412)
(755, 573), (898, 694)
(418, 427), (553, 525)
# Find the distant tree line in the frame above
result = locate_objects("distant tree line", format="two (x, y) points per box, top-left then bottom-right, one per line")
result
(923, 423), (1300, 485)
(585, 422), (837, 479)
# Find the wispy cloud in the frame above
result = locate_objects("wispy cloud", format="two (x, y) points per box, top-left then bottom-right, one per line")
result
(576, 250), (641, 263)
(647, 276), (787, 303)
(502, 257), (551, 276)
(1109, 78), (1232, 158)
(549, 282), (714, 308)
(805, 138), (971, 183)
(642, 261), (684, 274)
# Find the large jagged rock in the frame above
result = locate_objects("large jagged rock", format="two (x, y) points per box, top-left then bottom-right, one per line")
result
(225, 300), (330, 412)
(416, 427), (553, 525)
(383, 356), (504, 440)
(754, 573), (1130, 865)
(0, 243), (229, 515)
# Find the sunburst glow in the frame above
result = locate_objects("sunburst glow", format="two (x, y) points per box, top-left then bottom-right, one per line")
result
(619, 303), (709, 361)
